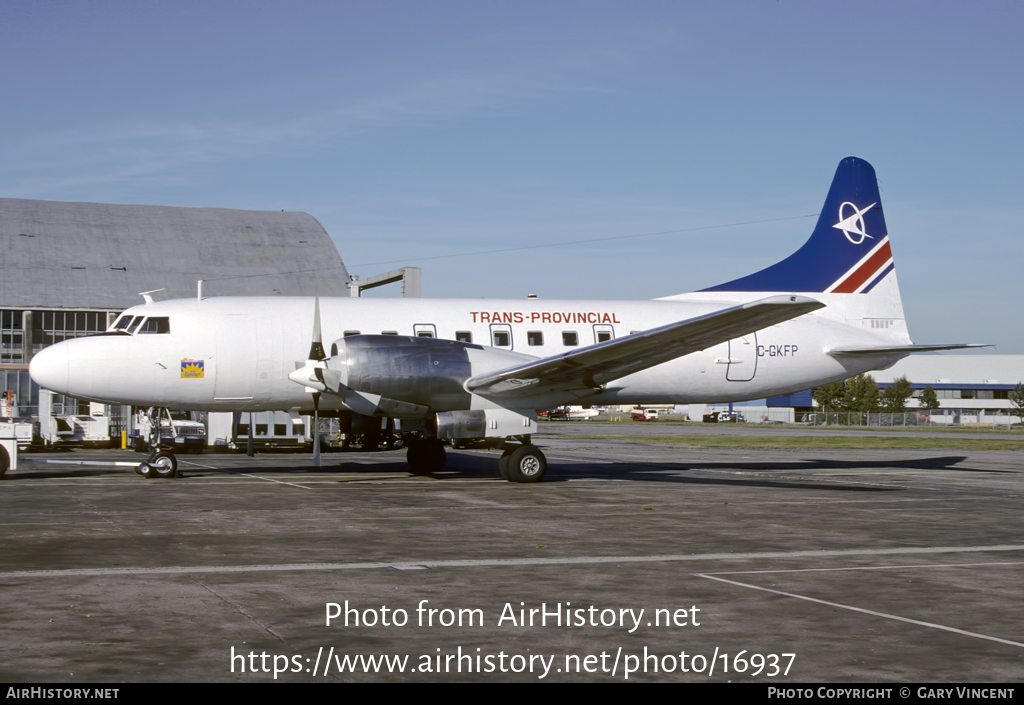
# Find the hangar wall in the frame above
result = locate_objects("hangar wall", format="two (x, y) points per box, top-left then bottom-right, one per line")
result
(0, 198), (353, 418)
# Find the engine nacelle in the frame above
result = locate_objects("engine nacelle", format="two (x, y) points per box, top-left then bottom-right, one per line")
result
(326, 335), (533, 412)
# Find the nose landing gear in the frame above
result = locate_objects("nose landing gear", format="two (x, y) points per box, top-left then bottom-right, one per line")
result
(134, 407), (181, 479)
(135, 450), (179, 479)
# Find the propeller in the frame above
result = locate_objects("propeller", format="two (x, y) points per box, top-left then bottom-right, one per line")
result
(295, 296), (327, 467)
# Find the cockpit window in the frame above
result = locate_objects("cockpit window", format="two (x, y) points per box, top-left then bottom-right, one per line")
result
(112, 315), (133, 331)
(126, 316), (145, 334)
(138, 317), (170, 334)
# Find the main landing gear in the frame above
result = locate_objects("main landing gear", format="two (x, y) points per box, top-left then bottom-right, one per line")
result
(406, 437), (447, 475)
(498, 437), (546, 483)
(407, 434), (547, 483)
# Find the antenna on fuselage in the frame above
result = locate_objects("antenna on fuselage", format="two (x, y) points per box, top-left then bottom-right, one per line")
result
(139, 289), (165, 305)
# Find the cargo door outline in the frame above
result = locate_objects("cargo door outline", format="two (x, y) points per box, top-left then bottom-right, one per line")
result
(726, 333), (757, 382)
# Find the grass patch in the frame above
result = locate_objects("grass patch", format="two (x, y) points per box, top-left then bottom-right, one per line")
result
(552, 434), (1024, 451)
(541, 419), (1024, 434)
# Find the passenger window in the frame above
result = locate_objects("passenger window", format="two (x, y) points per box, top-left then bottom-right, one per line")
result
(417, 331), (434, 338)
(138, 317), (170, 334)
(381, 331), (398, 335)
(127, 316), (145, 334)
(528, 331), (544, 346)
(455, 331), (473, 343)
(630, 330), (641, 335)
(493, 330), (510, 347)
(597, 331), (612, 343)
(343, 330), (360, 337)
(562, 331), (578, 346)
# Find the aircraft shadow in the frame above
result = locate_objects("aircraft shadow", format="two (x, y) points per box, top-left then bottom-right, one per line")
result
(3, 453), (1002, 492)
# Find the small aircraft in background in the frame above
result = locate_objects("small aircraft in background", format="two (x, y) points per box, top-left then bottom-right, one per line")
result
(541, 406), (600, 421)
(29, 157), (986, 482)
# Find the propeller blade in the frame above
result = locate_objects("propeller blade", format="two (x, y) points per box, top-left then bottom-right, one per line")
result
(312, 392), (321, 467)
(308, 295), (326, 362)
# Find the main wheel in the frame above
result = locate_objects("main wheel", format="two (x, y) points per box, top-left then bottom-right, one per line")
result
(406, 438), (446, 475)
(498, 447), (514, 480)
(505, 445), (547, 483)
(149, 451), (178, 479)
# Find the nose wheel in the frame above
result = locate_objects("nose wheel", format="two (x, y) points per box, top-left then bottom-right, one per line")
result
(136, 450), (180, 479)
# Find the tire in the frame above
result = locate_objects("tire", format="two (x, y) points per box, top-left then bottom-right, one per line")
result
(498, 447), (514, 480)
(406, 439), (446, 475)
(505, 445), (547, 483)
(150, 451), (178, 479)
(0, 447), (8, 478)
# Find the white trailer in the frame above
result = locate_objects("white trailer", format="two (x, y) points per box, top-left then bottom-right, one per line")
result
(0, 427), (18, 476)
(207, 411), (312, 451)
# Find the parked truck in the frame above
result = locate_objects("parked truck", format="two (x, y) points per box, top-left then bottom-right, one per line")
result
(631, 407), (660, 422)
(130, 408), (206, 453)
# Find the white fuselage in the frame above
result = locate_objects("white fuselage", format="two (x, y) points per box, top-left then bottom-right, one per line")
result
(30, 292), (909, 412)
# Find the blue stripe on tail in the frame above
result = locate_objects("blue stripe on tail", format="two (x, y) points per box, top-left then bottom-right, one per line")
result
(702, 157), (889, 293)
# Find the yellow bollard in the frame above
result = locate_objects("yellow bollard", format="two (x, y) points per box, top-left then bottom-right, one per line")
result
(121, 431), (127, 449)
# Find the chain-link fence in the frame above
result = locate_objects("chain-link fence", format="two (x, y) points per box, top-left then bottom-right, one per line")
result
(801, 410), (1021, 428)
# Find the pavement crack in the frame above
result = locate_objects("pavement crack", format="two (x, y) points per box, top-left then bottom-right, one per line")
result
(66, 493), (125, 534)
(189, 576), (292, 646)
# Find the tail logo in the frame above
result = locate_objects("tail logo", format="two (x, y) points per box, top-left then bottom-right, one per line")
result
(833, 201), (877, 245)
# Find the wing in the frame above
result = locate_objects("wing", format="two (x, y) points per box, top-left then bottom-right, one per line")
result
(466, 295), (825, 399)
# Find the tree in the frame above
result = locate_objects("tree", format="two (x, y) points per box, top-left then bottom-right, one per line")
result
(845, 373), (880, 413)
(917, 386), (940, 413)
(1010, 382), (1024, 426)
(880, 376), (914, 413)
(813, 380), (848, 412)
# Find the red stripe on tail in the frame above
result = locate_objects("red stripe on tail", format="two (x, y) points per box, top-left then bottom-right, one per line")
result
(832, 241), (892, 294)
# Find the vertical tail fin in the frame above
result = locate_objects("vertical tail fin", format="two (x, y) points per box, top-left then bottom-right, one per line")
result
(702, 157), (894, 294)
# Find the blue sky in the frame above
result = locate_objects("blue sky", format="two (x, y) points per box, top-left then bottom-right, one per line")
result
(3, 1), (1022, 351)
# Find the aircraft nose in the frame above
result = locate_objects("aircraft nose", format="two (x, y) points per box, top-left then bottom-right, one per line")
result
(29, 342), (69, 394)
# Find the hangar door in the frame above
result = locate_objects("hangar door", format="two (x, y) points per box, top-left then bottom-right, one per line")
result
(214, 315), (257, 400)
(726, 333), (758, 382)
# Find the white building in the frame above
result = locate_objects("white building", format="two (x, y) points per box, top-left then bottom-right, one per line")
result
(687, 355), (1023, 425)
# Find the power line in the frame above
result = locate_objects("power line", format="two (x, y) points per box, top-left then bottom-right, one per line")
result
(203, 212), (819, 282)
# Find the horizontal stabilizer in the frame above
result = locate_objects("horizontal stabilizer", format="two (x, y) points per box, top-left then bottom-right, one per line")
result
(467, 295), (825, 399)
(828, 343), (992, 356)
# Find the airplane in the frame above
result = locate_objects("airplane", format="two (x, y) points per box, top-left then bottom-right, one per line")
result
(540, 406), (601, 421)
(28, 157), (987, 482)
